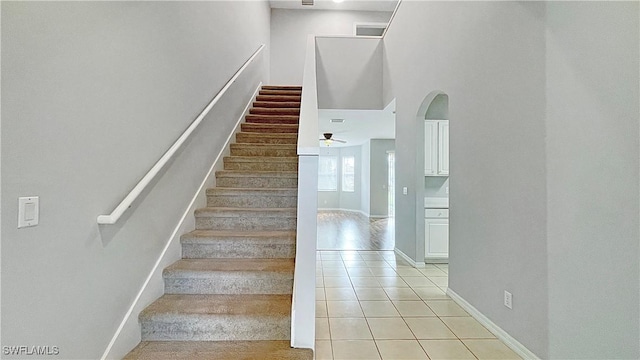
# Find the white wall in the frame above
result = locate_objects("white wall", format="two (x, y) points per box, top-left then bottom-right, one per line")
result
(369, 139), (395, 217)
(361, 141), (372, 215)
(1, 2), (270, 359)
(545, 2), (639, 358)
(384, 2), (548, 356)
(271, 8), (391, 85)
(316, 37), (383, 109)
(384, 1), (640, 358)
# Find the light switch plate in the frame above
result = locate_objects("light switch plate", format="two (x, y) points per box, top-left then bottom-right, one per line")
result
(18, 196), (39, 228)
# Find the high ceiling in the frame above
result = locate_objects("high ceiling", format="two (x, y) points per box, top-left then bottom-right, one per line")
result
(269, 0), (398, 12)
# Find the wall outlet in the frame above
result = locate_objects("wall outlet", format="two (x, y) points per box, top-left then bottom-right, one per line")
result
(402, 187), (408, 195)
(504, 291), (513, 309)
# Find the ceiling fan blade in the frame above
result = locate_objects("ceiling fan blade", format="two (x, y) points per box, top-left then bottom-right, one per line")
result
(334, 139), (347, 143)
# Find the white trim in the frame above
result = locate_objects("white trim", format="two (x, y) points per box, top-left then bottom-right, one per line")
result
(446, 289), (541, 360)
(353, 22), (388, 37)
(97, 45), (265, 225)
(318, 208), (370, 218)
(317, 34), (382, 40)
(381, 0), (402, 38)
(100, 83), (261, 360)
(394, 247), (425, 268)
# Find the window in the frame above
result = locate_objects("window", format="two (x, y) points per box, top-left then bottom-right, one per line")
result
(318, 156), (338, 191)
(342, 156), (355, 192)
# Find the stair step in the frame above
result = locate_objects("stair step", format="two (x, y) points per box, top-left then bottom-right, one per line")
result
(195, 207), (297, 231)
(250, 107), (300, 116)
(253, 101), (301, 108)
(259, 89), (302, 96)
(236, 132), (298, 145)
(215, 170), (298, 188)
(124, 340), (313, 360)
(140, 294), (292, 341)
(207, 187), (297, 208)
(224, 156), (298, 171)
(262, 85), (302, 91)
(163, 259), (294, 295)
(230, 143), (297, 157)
(181, 230), (296, 259)
(245, 114), (299, 125)
(256, 95), (301, 102)
(240, 123), (299, 134)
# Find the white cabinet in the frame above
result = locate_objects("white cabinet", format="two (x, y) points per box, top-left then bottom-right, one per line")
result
(425, 208), (449, 262)
(424, 120), (449, 176)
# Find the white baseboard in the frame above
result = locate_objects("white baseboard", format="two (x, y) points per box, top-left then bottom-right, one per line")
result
(101, 82), (262, 360)
(394, 247), (426, 268)
(446, 289), (540, 360)
(318, 208), (373, 218)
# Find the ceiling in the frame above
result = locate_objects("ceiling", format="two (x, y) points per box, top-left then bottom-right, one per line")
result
(318, 103), (395, 148)
(269, 0), (398, 12)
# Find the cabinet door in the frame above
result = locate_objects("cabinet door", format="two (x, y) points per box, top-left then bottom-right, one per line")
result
(424, 121), (438, 175)
(438, 121), (449, 175)
(425, 219), (449, 258)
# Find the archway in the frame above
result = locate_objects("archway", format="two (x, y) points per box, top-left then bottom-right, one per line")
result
(415, 91), (449, 265)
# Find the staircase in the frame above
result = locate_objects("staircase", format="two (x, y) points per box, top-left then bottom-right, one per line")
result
(125, 85), (312, 360)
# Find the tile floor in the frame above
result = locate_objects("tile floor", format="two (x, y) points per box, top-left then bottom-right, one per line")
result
(315, 250), (522, 360)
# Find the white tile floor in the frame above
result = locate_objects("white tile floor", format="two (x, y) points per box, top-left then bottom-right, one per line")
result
(315, 250), (522, 360)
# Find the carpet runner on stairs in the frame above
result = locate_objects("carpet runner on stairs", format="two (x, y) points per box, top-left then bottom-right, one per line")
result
(124, 85), (312, 360)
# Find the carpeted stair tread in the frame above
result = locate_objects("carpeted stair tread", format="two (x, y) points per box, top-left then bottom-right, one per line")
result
(180, 230), (296, 259)
(256, 95), (301, 102)
(253, 101), (301, 108)
(124, 341), (313, 360)
(245, 114), (299, 124)
(249, 107), (300, 115)
(195, 207), (297, 217)
(259, 89), (302, 96)
(224, 156), (298, 162)
(262, 85), (302, 90)
(215, 170), (298, 178)
(207, 187), (297, 196)
(165, 258), (294, 274)
(141, 294), (291, 317)
(182, 229), (296, 241)
(236, 132), (298, 144)
(240, 123), (299, 133)
(230, 143), (298, 157)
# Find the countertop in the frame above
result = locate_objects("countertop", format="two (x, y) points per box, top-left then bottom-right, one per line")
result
(424, 197), (449, 209)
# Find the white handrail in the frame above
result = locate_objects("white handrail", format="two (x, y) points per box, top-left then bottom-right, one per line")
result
(97, 44), (265, 225)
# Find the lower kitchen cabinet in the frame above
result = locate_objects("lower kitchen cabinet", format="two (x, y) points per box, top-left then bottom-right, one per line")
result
(425, 212), (449, 262)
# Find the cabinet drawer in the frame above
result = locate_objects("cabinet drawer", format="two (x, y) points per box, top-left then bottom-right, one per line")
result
(425, 209), (449, 218)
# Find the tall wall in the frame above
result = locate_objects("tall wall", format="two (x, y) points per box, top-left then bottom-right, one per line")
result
(316, 37), (383, 109)
(383, 2), (549, 356)
(270, 8), (391, 84)
(1, 2), (270, 358)
(545, 2), (639, 358)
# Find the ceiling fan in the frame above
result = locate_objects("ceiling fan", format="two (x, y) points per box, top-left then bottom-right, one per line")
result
(319, 133), (346, 146)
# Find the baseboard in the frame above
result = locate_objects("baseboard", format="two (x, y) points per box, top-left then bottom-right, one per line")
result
(394, 247), (425, 268)
(101, 82), (262, 360)
(446, 289), (540, 360)
(318, 208), (372, 218)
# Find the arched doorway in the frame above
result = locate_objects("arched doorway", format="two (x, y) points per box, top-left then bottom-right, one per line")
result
(415, 91), (449, 265)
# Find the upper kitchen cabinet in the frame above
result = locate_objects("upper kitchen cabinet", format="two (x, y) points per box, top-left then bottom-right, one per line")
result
(425, 120), (449, 176)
